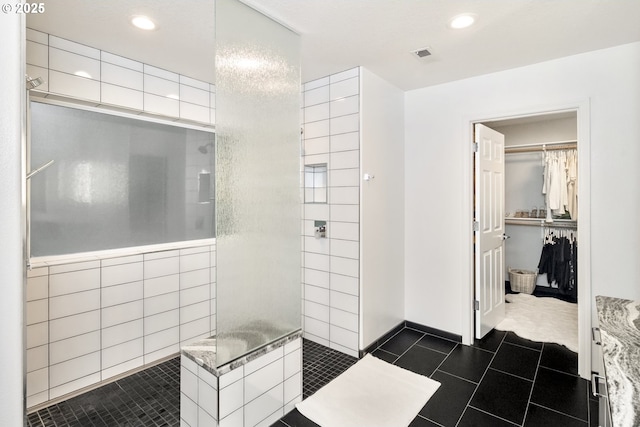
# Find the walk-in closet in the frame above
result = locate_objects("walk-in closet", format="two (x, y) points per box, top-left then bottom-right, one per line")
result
(487, 111), (579, 357)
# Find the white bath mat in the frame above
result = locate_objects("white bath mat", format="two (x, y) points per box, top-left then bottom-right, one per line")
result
(295, 353), (440, 427)
(496, 293), (578, 352)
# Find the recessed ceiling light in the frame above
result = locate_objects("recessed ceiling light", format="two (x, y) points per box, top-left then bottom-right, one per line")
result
(449, 14), (476, 29)
(131, 15), (156, 31)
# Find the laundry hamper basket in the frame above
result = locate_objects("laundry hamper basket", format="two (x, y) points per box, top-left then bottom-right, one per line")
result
(508, 268), (537, 294)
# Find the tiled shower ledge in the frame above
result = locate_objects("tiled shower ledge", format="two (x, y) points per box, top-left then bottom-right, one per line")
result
(182, 330), (303, 376)
(180, 330), (304, 426)
(29, 237), (216, 268)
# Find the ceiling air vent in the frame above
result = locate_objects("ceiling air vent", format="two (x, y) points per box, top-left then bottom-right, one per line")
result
(412, 47), (432, 58)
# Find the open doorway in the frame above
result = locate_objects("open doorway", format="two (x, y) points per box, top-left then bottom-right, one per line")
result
(469, 105), (592, 380)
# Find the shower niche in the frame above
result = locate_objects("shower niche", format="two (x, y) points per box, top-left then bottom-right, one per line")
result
(198, 171), (212, 204)
(304, 163), (327, 204)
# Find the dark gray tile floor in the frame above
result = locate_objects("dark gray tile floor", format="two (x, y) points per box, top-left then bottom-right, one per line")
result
(28, 328), (595, 427)
(301, 339), (357, 399)
(275, 328), (597, 427)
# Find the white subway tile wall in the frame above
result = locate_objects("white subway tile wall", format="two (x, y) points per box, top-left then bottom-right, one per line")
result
(26, 267), (49, 408)
(179, 337), (302, 427)
(49, 47), (101, 80)
(48, 70), (101, 102)
(25, 29), (215, 126)
(25, 243), (215, 409)
(101, 61), (144, 89)
(26, 40), (48, 68)
(180, 356), (200, 426)
(101, 83), (144, 110)
(302, 68), (360, 358)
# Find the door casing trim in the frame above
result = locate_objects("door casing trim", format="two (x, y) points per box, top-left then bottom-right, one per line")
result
(461, 99), (591, 379)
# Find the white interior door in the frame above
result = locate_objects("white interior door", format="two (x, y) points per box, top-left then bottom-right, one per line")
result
(474, 123), (506, 339)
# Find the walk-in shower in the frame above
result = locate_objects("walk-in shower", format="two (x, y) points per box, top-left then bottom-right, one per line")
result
(23, 0), (301, 420)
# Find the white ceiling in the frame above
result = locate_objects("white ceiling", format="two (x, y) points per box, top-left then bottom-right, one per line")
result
(27, 0), (640, 91)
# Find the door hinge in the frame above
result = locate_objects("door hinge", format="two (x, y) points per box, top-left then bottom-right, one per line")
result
(472, 142), (478, 152)
(473, 221), (479, 232)
(474, 300), (480, 311)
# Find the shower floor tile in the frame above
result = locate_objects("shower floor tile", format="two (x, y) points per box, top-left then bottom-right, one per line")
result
(301, 339), (358, 399)
(27, 357), (181, 427)
(27, 339), (356, 427)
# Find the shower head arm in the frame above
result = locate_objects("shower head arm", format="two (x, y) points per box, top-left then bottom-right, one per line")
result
(26, 75), (44, 90)
(26, 159), (54, 180)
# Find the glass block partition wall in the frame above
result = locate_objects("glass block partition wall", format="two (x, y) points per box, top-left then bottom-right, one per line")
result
(214, 0), (301, 367)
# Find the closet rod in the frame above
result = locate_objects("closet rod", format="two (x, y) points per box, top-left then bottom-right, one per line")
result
(543, 222), (577, 229)
(505, 140), (577, 154)
(506, 218), (577, 229)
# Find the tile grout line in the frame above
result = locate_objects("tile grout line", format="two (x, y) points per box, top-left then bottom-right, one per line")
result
(487, 365), (536, 384)
(465, 404), (521, 426)
(430, 369), (479, 387)
(537, 363), (581, 378)
(526, 401), (590, 424)
(415, 413), (446, 427)
(500, 338), (544, 353)
(452, 331), (508, 427)
(520, 341), (545, 426)
(429, 341), (464, 376)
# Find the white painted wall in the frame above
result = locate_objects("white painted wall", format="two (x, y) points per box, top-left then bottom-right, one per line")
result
(359, 68), (405, 349)
(494, 117), (577, 147)
(0, 13), (26, 427)
(404, 42), (640, 339)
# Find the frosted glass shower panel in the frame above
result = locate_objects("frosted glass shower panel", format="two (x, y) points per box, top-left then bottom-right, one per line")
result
(215, 0), (301, 366)
(29, 102), (215, 256)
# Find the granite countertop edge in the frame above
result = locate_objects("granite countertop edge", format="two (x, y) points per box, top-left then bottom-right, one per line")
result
(595, 295), (640, 427)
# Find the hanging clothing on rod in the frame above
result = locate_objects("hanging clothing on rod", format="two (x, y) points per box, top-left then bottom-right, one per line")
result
(542, 148), (578, 222)
(566, 150), (578, 220)
(537, 227), (577, 302)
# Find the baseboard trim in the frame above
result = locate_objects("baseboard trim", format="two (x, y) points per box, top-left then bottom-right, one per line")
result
(405, 321), (462, 343)
(360, 321), (405, 356)
(360, 320), (462, 357)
